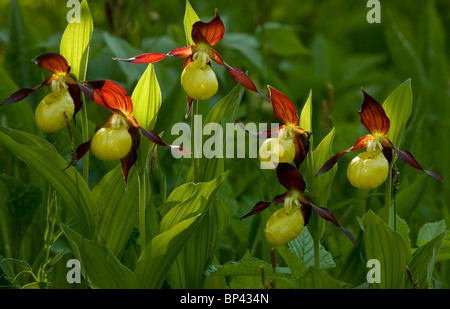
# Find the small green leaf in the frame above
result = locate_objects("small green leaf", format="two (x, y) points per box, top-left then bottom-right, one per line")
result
(60, 0), (93, 81)
(362, 210), (411, 289)
(416, 220), (446, 247)
(382, 79), (412, 148)
(288, 228), (336, 269)
(295, 266), (343, 289)
(299, 90), (312, 133)
(131, 63), (161, 131)
(407, 231), (446, 289)
(184, 0), (200, 46)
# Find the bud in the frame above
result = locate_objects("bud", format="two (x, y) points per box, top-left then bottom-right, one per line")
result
(259, 137), (295, 169)
(91, 121), (133, 161)
(265, 207), (304, 246)
(347, 150), (389, 189)
(181, 61), (218, 101)
(34, 89), (75, 132)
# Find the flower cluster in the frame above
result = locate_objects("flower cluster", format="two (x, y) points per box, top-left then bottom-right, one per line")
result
(239, 87), (356, 247)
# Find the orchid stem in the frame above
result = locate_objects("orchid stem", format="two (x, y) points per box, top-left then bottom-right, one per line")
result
(138, 168), (147, 248)
(191, 100), (200, 182)
(384, 166), (392, 226)
(80, 94), (89, 183)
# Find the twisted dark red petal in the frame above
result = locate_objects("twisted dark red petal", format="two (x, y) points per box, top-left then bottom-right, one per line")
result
(33, 52), (71, 75)
(268, 86), (299, 126)
(240, 192), (289, 220)
(293, 134), (309, 168)
(120, 126), (140, 189)
(113, 46), (193, 64)
(276, 163), (306, 193)
(360, 90), (390, 135)
(1, 76), (54, 105)
(191, 10), (225, 46)
(211, 50), (270, 103)
(394, 147), (443, 182)
(139, 127), (191, 154)
(315, 134), (372, 176)
(309, 203), (357, 246)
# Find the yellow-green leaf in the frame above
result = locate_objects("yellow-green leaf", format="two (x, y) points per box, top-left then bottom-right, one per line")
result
(184, 0), (200, 46)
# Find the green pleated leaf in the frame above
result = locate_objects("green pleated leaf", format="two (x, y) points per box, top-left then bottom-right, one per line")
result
(188, 83), (244, 183)
(131, 63), (161, 131)
(276, 245), (308, 279)
(407, 231), (446, 289)
(132, 213), (201, 289)
(0, 127), (95, 237)
(295, 266), (343, 289)
(132, 172), (228, 288)
(61, 224), (132, 289)
(184, 0), (200, 46)
(92, 165), (140, 257)
(299, 90), (312, 133)
(416, 220), (447, 247)
(60, 0), (93, 81)
(307, 128), (337, 243)
(382, 79), (412, 148)
(362, 210), (411, 289)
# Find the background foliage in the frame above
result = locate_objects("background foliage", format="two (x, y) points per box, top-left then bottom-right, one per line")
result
(0, 0), (448, 289)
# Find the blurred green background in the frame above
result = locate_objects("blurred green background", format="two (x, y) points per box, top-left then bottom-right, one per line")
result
(0, 0), (448, 288)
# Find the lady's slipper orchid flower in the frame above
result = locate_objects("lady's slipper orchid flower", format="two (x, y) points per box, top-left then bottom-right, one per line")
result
(238, 86), (310, 169)
(74, 80), (189, 186)
(113, 10), (268, 117)
(1, 52), (81, 132)
(241, 163), (357, 246)
(316, 90), (443, 189)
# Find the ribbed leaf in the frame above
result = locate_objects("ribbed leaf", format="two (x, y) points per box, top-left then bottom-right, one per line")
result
(299, 90), (312, 132)
(362, 210), (411, 289)
(92, 165), (140, 257)
(295, 266), (343, 289)
(0, 127), (95, 237)
(184, 0), (200, 46)
(407, 231), (446, 288)
(131, 63), (161, 131)
(60, 0), (93, 81)
(61, 224), (132, 289)
(382, 79), (412, 148)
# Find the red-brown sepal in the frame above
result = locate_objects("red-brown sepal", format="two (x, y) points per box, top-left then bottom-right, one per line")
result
(33, 52), (71, 75)
(191, 10), (225, 46)
(240, 192), (289, 220)
(268, 86), (299, 126)
(359, 90), (390, 136)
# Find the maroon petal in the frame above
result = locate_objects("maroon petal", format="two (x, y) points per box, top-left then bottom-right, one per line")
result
(240, 192), (289, 220)
(315, 134), (372, 176)
(81, 80), (133, 115)
(191, 10), (225, 46)
(113, 53), (169, 64)
(394, 147), (443, 182)
(293, 134), (309, 168)
(120, 126), (140, 189)
(67, 83), (82, 115)
(276, 163), (306, 193)
(33, 52), (70, 75)
(211, 50), (270, 103)
(360, 90), (390, 136)
(309, 203), (357, 246)
(1, 76), (54, 105)
(139, 127), (191, 154)
(236, 121), (282, 139)
(268, 86), (299, 126)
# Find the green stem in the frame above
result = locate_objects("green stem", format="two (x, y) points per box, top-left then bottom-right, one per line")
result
(191, 100), (200, 182)
(80, 94), (89, 183)
(384, 166), (392, 226)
